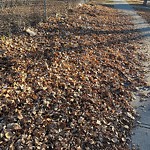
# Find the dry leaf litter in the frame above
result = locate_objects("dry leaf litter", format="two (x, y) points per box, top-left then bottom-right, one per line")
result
(0, 3), (145, 150)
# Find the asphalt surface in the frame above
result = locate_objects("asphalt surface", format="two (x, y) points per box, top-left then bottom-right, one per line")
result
(112, 0), (150, 149)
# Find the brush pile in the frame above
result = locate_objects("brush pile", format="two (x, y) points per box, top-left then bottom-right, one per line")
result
(0, 3), (144, 150)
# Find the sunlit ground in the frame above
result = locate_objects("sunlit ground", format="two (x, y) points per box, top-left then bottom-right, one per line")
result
(93, 0), (150, 23)
(127, 0), (150, 23)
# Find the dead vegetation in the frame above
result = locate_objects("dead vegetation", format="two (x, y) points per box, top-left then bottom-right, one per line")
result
(0, 2), (145, 150)
(0, 0), (78, 35)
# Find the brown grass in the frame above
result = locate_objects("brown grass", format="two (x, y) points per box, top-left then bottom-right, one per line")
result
(0, 0), (80, 35)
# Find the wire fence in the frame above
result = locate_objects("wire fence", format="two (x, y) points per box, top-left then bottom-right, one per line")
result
(0, 0), (88, 35)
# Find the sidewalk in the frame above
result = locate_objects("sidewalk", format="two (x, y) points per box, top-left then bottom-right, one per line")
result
(112, 0), (150, 149)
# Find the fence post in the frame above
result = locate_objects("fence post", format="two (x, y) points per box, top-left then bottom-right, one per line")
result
(43, 0), (47, 21)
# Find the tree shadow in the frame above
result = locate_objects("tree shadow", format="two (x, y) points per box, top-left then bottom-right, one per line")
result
(43, 24), (149, 46)
(0, 55), (17, 86)
(101, 3), (150, 11)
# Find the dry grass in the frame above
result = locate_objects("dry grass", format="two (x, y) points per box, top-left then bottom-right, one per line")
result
(92, 0), (114, 4)
(127, 0), (143, 4)
(0, 0), (81, 35)
(0, 6), (42, 35)
(1, 0), (149, 36)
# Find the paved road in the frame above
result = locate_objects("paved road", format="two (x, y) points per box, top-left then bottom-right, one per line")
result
(111, 0), (150, 149)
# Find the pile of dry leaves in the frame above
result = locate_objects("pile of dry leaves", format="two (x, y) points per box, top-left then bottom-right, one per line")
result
(0, 3), (145, 150)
